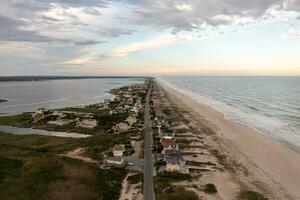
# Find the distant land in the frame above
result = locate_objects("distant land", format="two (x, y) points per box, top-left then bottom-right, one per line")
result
(0, 99), (8, 103)
(0, 76), (147, 82)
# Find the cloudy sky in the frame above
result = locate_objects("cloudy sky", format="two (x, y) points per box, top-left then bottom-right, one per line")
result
(0, 0), (300, 76)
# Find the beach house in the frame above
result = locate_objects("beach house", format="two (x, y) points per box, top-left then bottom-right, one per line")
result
(105, 157), (126, 168)
(32, 108), (46, 122)
(76, 119), (98, 129)
(160, 136), (176, 148)
(112, 145), (125, 157)
(113, 122), (130, 133)
(165, 153), (186, 172)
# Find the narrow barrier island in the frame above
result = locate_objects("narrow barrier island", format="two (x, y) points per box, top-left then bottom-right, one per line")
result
(0, 99), (8, 103)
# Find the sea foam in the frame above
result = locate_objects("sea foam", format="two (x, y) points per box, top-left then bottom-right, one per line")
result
(158, 77), (300, 153)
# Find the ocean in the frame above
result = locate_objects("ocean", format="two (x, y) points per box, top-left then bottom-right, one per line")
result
(159, 76), (300, 152)
(0, 78), (144, 116)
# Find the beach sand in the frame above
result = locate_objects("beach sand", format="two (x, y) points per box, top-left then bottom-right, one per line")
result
(159, 81), (300, 199)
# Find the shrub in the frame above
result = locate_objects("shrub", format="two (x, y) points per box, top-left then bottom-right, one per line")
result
(0, 157), (23, 183)
(204, 183), (217, 194)
(238, 190), (268, 200)
(127, 173), (143, 184)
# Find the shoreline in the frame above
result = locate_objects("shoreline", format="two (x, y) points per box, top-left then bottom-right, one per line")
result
(0, 125), (91, 138)
(158, 78), (300, 154)
(0, 78), (144, 116)
(159, 80), (300, 199)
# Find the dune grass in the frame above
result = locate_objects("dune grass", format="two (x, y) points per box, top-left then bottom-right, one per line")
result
(154, 173), (198, 200)
(0, 132), (128, 200)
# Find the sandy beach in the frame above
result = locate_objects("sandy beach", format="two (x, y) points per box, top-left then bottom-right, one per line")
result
(159, 81), (300, 199)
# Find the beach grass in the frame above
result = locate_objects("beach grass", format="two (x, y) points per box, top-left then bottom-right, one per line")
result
(154, 173), (198, 200)
(0, 132), (127, 200)
(127, 173), (143, 185)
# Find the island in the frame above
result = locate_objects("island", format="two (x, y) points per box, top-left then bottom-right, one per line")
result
(0, 99), (8, 103)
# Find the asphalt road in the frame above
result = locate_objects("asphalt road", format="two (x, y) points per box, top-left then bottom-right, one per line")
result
(143, 81), (155, 200)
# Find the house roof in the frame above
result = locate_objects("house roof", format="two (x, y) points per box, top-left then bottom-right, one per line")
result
(164, 149), (180, 156)
(166, 154), (184, 165)
(113, 145), (125, 151)
(160, 137), (175, 148)
(106, 156), (123, 162)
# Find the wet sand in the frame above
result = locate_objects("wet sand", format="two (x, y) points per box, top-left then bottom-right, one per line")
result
(159, 81), (300, 199)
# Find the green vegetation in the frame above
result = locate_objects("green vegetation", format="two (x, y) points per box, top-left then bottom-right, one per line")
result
(0, 82), (148, 199)
(0, 157), (23, 183)
(204, 183), (217, 194)
(58, 106), (100, 114)
(159, 172), (192, 182)
(0, 112), (32, 127)
(210, 149), (230, 170)
(95, 112), (128, 130)
(0, 99), (8, 103)
(0, 132), (127, 200)
(0, 109), (128, 135)
(127, 173), (143, 185)
(156, 185), (199, 200)
(154, 173), (196, 200)
(238, 190), (268, 200)
(139, 141), (144, 158)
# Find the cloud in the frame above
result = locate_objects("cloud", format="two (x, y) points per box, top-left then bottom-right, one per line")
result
(119, 0), (280, 32)
(282, 27), (300, 40)
(49, 0), (107, 7)
(61, 33), (191, 65)
(281, 0), (300, 11)
(0, 15), (62, 43)
(2, 0), (297, 45)
(0, 1), (112, 42)
(1, 0), (300, 75)
(74, 40), (105, 46)
(61, 57), (95, 65)
(210, 14), (254, 26)
(175, 4), (192, 12)
(102, 34), (191, 58)
(0, 42), (45, 58)
(97, 27), (134, 37)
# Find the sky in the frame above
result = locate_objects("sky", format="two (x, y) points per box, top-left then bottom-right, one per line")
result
(0, 0), (300, 76)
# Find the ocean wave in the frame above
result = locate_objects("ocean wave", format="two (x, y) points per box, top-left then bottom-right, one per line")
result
(158, 77), (300, 152)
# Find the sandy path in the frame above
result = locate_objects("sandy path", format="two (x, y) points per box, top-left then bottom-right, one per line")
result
(119, 173), (142, 200)
(61, 147), (96, 163)
(160, 81), (300, 199)
(132, 140), (141, 158)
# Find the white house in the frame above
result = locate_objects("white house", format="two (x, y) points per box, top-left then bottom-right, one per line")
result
(105, 157), (126, 167)
(47, 118), (73, 126)
(32, 108), (46, 122)
(76, 119), (98, 129)
(114, 122), (130, 133)
(112, 144), (125, 157)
